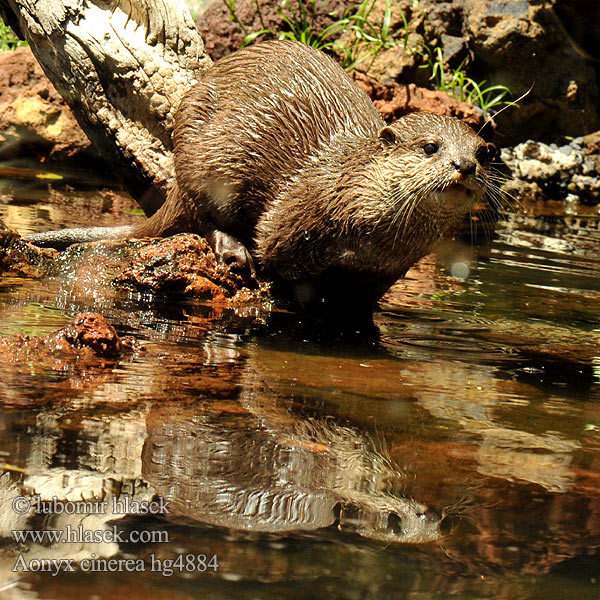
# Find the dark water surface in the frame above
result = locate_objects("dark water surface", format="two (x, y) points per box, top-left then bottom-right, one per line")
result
(0, 167), (599, 599)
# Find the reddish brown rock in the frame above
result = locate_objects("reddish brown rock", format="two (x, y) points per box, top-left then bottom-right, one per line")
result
(353, 73), (484, 128)
(0, 225), (269, 305)
(63, 313), (122, 356)
(0, 313), (125, 364)
(0, 219), (57, 277)
(112, 234), (260, 302)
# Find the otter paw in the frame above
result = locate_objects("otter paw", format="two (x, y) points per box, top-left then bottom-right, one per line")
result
(208, 230), (255, 275)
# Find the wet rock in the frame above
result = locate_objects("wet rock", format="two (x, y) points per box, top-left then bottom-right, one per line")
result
(0, 312), (125, 363)
(0, 219), (57, 277)
(63, 313), (123, 356)
(0, 227), (269, 305)
(0, 47), (95, 160)
(109, 234), (263, 302)
(501, 139), (600, 204)
(353, 73), (484, 128)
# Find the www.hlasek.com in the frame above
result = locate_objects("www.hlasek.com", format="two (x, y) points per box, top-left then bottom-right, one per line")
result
(13, 525), (168, 545)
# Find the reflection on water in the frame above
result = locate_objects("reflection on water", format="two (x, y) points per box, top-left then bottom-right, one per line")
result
(0, 181), (599, 598)
(143, 401), (442, 543)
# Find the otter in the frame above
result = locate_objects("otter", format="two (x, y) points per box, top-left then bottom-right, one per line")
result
(26, 40), (494, 315)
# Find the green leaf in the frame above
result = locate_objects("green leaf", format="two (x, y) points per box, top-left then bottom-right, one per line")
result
(35, 172), (63, 181)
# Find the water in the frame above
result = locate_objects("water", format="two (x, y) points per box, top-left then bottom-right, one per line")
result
(0, 166), (599, 599)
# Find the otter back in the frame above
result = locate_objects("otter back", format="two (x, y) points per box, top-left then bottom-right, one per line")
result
(171, 40), (386, 248)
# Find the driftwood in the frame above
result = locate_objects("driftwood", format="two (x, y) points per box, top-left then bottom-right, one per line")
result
(0, 0), (212, 215)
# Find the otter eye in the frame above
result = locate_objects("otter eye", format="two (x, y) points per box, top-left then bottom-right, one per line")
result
(423, 143), (438, 155)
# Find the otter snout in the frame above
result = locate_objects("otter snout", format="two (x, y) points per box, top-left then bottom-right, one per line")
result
(453, 157), (476, 176)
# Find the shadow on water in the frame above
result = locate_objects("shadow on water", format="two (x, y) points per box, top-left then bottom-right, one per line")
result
(0, 173), (599, 598)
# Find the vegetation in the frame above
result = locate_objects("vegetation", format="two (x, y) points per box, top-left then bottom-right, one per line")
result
(220, 0), (347, 50)
(335, 0), (407, 72)
(224, 0), (407, 70)
(0, 18), (27, 51)
(239, 0), (349, 49)
(221, 0), (511, 111)
(419, 45), (511, 111)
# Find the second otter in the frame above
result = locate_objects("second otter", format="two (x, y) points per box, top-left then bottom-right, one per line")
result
(28, 40), (494, 314)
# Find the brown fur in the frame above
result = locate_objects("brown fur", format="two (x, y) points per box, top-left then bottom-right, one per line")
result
(136, 40), (492, 312)
(29, 40), (492, 314)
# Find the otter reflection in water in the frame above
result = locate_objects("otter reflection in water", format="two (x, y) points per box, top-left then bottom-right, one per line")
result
(142, 403), (444, 544)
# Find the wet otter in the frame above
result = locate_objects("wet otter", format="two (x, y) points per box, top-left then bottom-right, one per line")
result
(27, 40), (494, 314)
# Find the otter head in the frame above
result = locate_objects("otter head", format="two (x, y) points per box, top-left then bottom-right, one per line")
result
(335, 498), (445, 544)
(377, 112), (495, 220)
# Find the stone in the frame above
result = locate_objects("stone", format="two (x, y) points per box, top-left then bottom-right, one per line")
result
(0, 47), (94, 159)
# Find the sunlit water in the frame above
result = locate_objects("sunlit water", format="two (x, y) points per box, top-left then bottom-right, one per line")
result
(0, 166), (599, 599)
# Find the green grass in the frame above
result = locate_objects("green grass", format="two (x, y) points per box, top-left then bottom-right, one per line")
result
(419, 45), (511, 111)
(0, 18), (27, 51)
(335, 0), (407, 72)
(231, 0), (351, 51)
(224, 0), (408, 70)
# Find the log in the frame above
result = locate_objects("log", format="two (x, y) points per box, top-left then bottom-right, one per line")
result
(0, 0), (212, 215)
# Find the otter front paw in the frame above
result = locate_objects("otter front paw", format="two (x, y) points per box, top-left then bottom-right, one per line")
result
(207, 230), (255, 275)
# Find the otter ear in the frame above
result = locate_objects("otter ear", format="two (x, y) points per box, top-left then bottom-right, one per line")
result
(378, 126), (397, 146)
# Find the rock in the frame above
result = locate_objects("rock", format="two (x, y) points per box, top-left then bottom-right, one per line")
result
(501, 139), (600, 204)
(353, 73), (484, 128)
(109, 234), (261, 302)
(0, 313), (126, 364)
(583, 131), (600, 155)
(358, 43), (419, 85)
(336, 0), (428, 85)
(0, 47), (95, 160)
(421, 0), (600, 144)
(0, 227), (269, 305)
(62, 313), (123, 356)
(0, 219), (57, 277)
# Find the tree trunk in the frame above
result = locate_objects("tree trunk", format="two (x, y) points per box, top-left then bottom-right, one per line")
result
(0, 0), (212, 216)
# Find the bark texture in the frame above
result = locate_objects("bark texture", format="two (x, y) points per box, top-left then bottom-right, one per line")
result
(0, 0), (212, 215)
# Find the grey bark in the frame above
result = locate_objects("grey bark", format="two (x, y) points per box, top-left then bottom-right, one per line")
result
(0, 0), (212, 215)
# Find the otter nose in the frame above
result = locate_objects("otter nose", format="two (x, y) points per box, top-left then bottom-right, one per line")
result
(453, 158), (476, 175)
